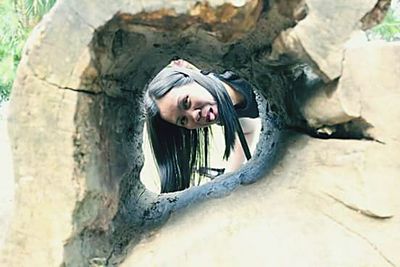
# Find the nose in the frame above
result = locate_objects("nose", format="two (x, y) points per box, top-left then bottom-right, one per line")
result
(186, 109), (201, 123)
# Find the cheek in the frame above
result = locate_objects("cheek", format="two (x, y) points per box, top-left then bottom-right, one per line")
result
(195, 94), (215, 106)
(185, 123), (196, 130)
(184, 122), (198, 130)
(203, 91), (215, 102)
(193, 87), (214, 102)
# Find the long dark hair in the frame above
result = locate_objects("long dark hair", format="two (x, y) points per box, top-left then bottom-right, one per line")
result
(144, 66), (240, 193)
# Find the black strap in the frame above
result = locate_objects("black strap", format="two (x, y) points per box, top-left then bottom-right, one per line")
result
(236, 119), (252, 161)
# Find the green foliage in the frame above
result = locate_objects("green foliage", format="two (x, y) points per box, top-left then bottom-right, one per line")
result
(0, 0), (56, 102)
(369, 8), (400, 41)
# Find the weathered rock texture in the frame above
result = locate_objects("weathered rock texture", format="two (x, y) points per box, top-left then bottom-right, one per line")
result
(1, 0), (399, 266)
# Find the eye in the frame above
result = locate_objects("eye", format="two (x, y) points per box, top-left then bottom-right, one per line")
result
(179, 116), (187, 126)
(182, 95), (190, 110)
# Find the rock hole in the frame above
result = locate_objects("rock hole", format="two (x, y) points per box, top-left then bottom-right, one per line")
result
(51, 1), (316, 265)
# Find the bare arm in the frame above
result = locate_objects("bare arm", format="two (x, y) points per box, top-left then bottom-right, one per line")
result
(226, 117), (261, 172)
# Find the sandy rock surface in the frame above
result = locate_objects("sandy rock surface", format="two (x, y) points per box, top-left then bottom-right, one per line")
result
(1, 0), (399, 266)
(0, 102), (14, 249)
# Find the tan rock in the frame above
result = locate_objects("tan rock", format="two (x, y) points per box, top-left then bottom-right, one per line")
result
(297, 41), (400, 142)
(2, 0), (397, 266)
(123, 134), (400, 267)
(1, 67), (78, 266)
(300, 78), (361, 128)
(338, 41), (400, 143)
(270, 0), (380, 80)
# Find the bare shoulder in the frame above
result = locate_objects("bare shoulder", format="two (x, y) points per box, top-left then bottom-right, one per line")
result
(239, 117), (261, 135)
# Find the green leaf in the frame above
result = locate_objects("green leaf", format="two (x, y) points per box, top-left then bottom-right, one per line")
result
(0, 0), (56, 102)
(370, 8), (400, 41)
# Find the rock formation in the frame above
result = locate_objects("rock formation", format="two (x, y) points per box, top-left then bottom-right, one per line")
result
(1, 0), (399, 266)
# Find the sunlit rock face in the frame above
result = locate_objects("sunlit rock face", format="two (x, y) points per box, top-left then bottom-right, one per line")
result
(1, 0), (399, 266)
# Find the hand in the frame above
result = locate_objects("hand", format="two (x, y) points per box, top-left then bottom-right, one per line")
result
(169, 59), (200, 71)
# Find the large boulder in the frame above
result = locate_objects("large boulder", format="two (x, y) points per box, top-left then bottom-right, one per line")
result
(1, 0), (398, 266)
(122, 40), (400, 266)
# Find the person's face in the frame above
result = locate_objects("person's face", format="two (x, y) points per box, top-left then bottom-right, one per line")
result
(156, 82), (219, 130)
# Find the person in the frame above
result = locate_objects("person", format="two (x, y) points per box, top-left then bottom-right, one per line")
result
(144, 59), (260, 193)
